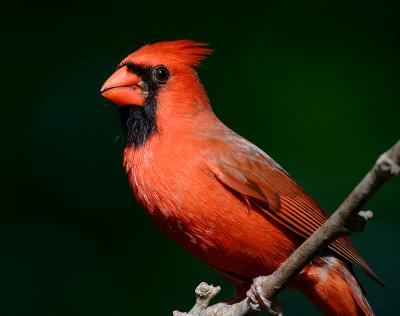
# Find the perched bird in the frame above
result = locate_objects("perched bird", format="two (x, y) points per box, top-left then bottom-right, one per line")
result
(100, 40), (381, 315)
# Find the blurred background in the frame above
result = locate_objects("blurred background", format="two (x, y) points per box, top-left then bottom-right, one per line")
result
(1, 0), (399, 315)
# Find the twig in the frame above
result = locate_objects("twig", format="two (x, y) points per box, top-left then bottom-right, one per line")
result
(260, 139), (400, 302)
(174, 139), (400, 316)
(173, 283), (259, 316)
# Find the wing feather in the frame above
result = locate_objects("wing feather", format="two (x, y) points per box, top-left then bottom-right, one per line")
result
(208, 139), (383, 286)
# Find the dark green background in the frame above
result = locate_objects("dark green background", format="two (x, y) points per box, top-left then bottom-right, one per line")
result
(1, 1), (399, 315)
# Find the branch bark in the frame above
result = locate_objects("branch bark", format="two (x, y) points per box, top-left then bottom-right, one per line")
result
(174, 139), (400, 316)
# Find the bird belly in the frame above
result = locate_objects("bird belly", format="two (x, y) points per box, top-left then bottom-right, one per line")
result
(129, 163), (299, 285)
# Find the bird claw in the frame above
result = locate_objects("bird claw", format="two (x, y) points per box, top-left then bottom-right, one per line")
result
(246, 276), (283, 316)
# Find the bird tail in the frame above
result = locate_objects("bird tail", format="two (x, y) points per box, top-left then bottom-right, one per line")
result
(295, 256), (374, 316)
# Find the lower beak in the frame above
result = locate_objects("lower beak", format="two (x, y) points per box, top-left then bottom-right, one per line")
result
(100, 66), (146, 106)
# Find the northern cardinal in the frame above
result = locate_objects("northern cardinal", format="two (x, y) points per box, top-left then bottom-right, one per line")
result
(100, 40), (381, 315)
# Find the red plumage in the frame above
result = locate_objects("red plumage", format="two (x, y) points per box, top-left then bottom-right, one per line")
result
(101, 40), (380, 316)
(121, 40), (213, 67)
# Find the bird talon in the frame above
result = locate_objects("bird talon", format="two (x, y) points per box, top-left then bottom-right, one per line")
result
(246, 276), (283, 316)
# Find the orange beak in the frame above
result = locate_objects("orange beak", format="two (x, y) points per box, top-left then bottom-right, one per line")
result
(100, 66), (146, 106)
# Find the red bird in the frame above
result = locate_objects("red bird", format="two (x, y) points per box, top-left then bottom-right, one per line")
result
(100, 40), (381, 315)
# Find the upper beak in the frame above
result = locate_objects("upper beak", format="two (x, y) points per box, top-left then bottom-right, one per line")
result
(100, 66), (146, 106)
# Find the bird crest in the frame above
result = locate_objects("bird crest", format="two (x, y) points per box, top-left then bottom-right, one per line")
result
(128, 40), (213, 67)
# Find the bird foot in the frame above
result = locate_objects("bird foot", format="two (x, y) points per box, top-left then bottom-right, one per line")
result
(246, 276), (283, 316)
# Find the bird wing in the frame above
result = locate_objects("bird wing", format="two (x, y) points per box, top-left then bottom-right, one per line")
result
(208, 135), (383, 286)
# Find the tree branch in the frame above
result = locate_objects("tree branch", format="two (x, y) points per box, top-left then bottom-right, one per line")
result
(174, 139), (400, 316)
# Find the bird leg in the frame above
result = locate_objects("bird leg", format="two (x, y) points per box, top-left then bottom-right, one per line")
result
(246, 276), (283, 316)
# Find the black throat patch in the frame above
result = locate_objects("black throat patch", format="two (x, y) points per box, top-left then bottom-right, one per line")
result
(118, 63), (160, 148)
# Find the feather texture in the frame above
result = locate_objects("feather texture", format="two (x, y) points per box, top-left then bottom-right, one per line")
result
(207, 134), (382, 285)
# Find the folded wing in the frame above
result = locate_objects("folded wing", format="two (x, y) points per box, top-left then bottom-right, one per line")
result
(208, 138), (382, 286)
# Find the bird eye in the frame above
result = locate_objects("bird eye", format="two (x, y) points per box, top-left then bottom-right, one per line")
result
(152, 66), (170, 83)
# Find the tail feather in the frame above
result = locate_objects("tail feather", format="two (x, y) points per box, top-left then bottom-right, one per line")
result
(296, 256), (374, 316)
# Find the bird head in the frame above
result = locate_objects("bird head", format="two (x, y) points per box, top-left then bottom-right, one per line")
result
(100, 40), (213, 147)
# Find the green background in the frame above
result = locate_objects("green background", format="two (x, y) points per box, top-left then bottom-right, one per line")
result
(1, 1), (399, 315)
